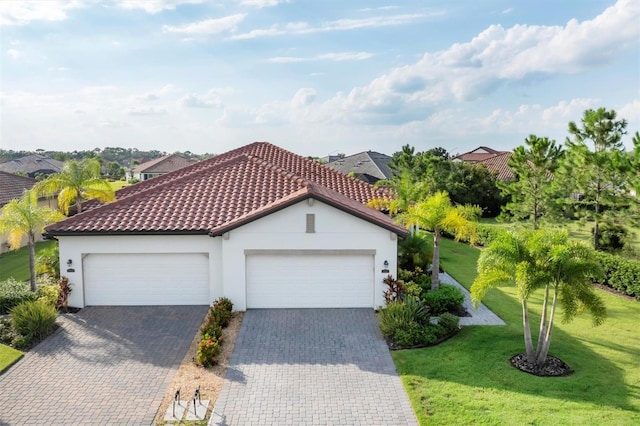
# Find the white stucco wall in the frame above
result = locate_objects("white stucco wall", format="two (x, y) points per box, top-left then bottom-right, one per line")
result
(58, 234), (222, 308)
(220, 200), (398, 310)
(57, 199), (399, 310)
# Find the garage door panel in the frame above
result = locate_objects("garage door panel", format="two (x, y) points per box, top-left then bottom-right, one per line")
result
(246, 254), (373, 308)
(84, 253), (209, 306)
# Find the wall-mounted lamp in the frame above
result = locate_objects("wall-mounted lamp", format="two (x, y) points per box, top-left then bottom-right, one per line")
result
(67, 259), (73, 267)
(383, 260), (389, 268)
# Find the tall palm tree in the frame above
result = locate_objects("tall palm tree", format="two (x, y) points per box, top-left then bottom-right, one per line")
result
(471, 229), (606, 368)
(367, 167), (428, 216)
(0, 190), (64, 291)
(34, 158), (115, 215)
(397, 191), (480, 290)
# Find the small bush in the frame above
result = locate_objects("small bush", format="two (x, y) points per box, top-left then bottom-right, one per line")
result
(594, 251), (640, 299)
(201, 321), (223, 341)
(423, 285), (465, 315)
(10, 300), (57, 340)
(196, 333), (222, 367)
(379, 297), (430, 340)
(0, 318), (18, 344)
(595, 222), (628, 253)
(212, 297), (233, 314)
(11, 334), (33, 350)
(57, 277), (72, 309)
(37, 284), (60, 308)
(383, 275), (405, 303)
(437, 312), (460, 335)
(36, 243), (60, 278)
(0, 279), (37, 315)
(392, 321), (425, 347)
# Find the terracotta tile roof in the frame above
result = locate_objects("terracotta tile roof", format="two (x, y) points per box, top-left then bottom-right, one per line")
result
(478, 152), (514, 181)
(0, 171), (37, 206)
(46, 142), (405, 236)
(132, 154), (197, 174)
(452, 146), (510, 163)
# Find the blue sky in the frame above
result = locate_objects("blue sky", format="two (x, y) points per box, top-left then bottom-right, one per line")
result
(1, 0), (638, 157)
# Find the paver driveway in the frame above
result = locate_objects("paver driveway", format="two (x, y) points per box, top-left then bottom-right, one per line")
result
(0, 306), (208, 425)
(210, 309), (417, 426)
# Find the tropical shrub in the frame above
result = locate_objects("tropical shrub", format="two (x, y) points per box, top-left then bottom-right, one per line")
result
(382, 275), (405, 303)
(57, 277), (72, 309)
(594, 222), (628, 253)
(201, 321), (223, 341)
(36, 243), (60, 278)
(398, 234), (432, 270)
(0, 279), (37, 314)
(10, 300), (57, 340)
(436, 312), (460, 335)
(213, 297), (233, 314)
(37, 284), (60, 308)
(423, 285), (465, 315)
(196, 333), (222, 367)
(196, 297), (234, 367)
(11, 334), (33, 350)
(594, 251), (640, 299)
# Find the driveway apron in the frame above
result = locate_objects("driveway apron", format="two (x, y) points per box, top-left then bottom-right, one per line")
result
(0, 305), (208, 426)
(210, 309), (417, 426)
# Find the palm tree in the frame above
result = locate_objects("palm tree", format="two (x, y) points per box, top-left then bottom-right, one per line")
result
(34, 158), (116, 215)
(397, 191), (480, 290)
(367, 167), (428, 216)
(471, 229), (606, 368)
(0, 190), (64, 291)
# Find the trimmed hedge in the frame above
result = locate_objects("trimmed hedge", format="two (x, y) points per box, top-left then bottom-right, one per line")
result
(594, 251), (640, 300)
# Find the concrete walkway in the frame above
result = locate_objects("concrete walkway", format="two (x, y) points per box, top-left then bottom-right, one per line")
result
(439, 272), (506, 326)
(210, 309), (417, 426)
(0, 306), (208, 426)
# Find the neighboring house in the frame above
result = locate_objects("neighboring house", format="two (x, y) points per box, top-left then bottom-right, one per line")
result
(127, 153), (197, 181)
(0, 171), (57, 252)
(325, 151), (393, 184)
(46, 142), (406, 311)
(452, 146), (514, 181)
(0, 154), (64, 178)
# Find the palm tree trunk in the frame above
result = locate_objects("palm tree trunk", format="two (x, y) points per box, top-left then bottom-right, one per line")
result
(522, 299), (535, 362)
(431, 230), (441, 290)
(536, 285), (559, 366)
(28, 232), (37, 292)
(535, 283), (550, 359)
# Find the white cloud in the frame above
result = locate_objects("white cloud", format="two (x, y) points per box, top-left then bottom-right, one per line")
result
(7, 49), (21, 59)
(319, 0), (639, 125)
(117, 0), (204, 14)
(0, 0), (86, 26)
(238, 0), (290, 8)
(269, 52), (373, 63)
(179, 93), (223, 108)
(135, 84), (177, 101)
(230, 13), (435, 40)
(125, 106), (167, 115)
(501, 8), (513, 15)
(48, 67), (70, 72)
(163, 14), (247, 35)
(291, 88), (317, 108)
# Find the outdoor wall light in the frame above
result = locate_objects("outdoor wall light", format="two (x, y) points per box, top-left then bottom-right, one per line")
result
(383, 260), (389, 268)
(67, 259), (73, 267)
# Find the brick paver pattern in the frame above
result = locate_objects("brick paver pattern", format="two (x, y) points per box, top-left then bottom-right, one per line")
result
(0, 306), (208, 426)
(210, 309), (418, 426)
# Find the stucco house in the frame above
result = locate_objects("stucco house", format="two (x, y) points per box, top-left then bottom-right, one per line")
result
(127, 153), (197, 182)
(45, 142), (407, 311)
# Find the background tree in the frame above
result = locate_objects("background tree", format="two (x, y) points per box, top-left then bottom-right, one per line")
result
(397, 191), (480, 290)
(499, 135), (564, 228)
(562, 108), (633, 250)
(446, 161), (503, 217)
(0, 191), (64, 291)
(471, 229), (605, 370)
(367, 168), (428, 215)
(34, 158), (116, 215)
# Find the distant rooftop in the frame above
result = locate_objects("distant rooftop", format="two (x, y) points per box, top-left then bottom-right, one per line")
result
(325, 151), (392, 184)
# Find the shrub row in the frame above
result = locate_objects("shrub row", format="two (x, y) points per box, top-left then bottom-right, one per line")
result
(0, 279), (37, 315)
(594, 251), (640, 300)
(379, 298), (460, 348)
(196, 297), (233, 367)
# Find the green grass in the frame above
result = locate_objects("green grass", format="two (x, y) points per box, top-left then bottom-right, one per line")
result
(393, 237), (640, 425)
(0, 241), (57, 282)
(0, 343), (23, 373)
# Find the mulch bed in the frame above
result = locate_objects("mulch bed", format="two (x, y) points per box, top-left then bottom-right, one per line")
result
(593, 283), (637, 302)
(509, 353), (573, 377)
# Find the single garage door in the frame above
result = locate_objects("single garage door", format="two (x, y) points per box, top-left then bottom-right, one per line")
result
(246, 253), (374, 308)
(83, 253), (209, 306)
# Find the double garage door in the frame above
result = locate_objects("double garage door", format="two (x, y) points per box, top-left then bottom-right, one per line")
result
(246, 253), (374, 308)
(83, 253), (209, 306)
(82, 252), (374, 308)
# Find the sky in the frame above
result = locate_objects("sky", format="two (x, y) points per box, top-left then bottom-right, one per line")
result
(1, 0), (638, 158)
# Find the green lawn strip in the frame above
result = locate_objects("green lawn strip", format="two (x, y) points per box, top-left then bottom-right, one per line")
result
(0, 343), (23, 374)
(0, 240), (57, 282)
(394, 236), (640, 425)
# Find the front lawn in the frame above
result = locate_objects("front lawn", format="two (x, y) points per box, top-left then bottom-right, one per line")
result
(0, 343), (23, 373)
(0, 240), (57, 282)
(393, 237), (640, 425)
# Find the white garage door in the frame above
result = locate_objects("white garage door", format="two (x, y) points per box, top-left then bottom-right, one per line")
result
(246, 253), (374, 308)
(83, 253), (209, 306)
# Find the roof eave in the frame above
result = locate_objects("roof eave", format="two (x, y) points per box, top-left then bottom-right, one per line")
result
(45, 229), (210, 237)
